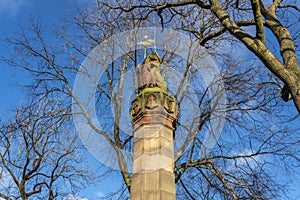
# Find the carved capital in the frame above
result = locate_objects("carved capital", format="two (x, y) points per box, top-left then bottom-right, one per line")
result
(130, 87), (178, 129)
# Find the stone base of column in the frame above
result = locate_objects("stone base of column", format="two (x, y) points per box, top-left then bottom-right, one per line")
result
(130, 169), (176, 200)
(130, 124), (176, 200)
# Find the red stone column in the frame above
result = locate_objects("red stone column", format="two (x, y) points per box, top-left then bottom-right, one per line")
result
(130, 87), (178, 200)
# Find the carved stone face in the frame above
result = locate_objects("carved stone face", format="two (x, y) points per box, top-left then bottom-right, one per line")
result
(131, 100), (140, 116)
(146, 94), (157, 109)
(164, 98), (175, 113)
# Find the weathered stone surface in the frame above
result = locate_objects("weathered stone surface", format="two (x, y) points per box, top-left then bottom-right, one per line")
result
(136, 52), (167, 92)
(129, 87), (178, 127)
(130, 53), (177, 200)
(131, 169), (176, 200)
(133, 137), (174, 154)
(132, 155), (174, 173)
(131, 190), (175, 200)
(134, 125), (174, 139)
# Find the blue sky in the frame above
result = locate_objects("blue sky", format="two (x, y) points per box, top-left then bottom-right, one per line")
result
(0, 0), (70, 115)
(0, 1), (127, 199)
(0, 1), (109, 199)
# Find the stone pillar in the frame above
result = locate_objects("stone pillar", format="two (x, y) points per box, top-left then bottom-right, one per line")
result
(130, 53), (178, 200)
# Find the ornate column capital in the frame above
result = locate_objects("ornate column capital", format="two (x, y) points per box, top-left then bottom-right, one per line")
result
(130, 87), (178, 130)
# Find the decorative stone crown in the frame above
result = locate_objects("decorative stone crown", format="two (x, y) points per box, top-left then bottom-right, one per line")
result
(130, 87), (178, 129)
(130, 53), (178, 129)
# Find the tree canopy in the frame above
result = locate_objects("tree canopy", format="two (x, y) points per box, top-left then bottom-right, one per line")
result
(1, 0), (300, 199)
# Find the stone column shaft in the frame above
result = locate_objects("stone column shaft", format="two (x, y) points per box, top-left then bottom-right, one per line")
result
(130, 87), (178, 200)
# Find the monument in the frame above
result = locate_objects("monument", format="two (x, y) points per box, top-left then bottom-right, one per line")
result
(130, 52), (178, 199)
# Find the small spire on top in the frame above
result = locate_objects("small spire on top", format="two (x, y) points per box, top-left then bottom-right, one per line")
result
(137, 34), (156, 59)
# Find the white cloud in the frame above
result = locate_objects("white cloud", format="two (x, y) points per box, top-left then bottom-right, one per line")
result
(0, 0), (30, 17)
(64, 194), (88, 200)
(232, 149), (261, 168)
(0, 170), (16, 197)
(0, 171), (12, 188)
(97, 191), (105, 198)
